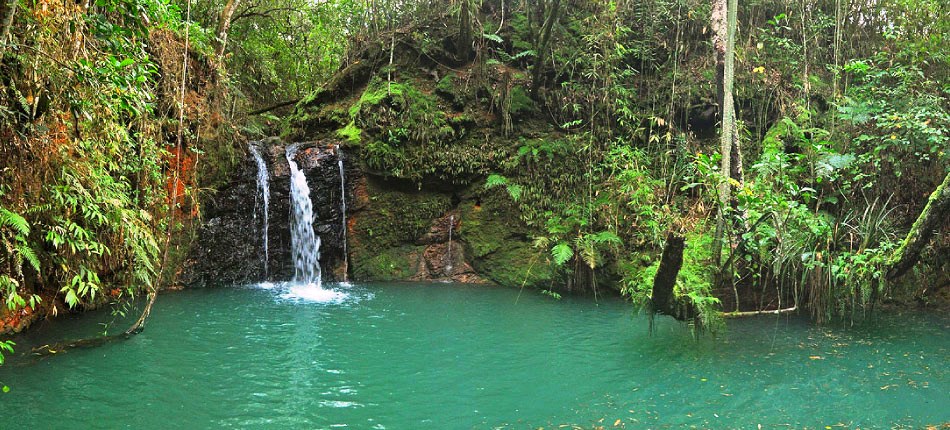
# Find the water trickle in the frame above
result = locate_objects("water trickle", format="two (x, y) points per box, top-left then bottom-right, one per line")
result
(286, 143), (322, 286)
(337, 145), (349, 282)
(445, 215), (454, 275)
(249, 142), (270, 278)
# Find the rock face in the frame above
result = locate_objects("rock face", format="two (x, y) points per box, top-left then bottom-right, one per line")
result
(179, 138), (350, 287)
(178, 137), (486, 287)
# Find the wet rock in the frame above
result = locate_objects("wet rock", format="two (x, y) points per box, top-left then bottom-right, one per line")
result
(178, 138), (352, 287)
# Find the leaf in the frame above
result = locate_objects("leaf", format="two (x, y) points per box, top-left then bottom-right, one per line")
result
(482, 33), (503, 43)
(551, 243), (574, 266)
(64, 289), (79, 308)
(509, 50), (535, 61)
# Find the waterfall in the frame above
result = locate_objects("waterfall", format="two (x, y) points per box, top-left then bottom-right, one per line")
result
(286, 143), (322, 286)
(249, 142), (270, 278)
(337, 145), (349, 283)
(445, 215), (454, 275)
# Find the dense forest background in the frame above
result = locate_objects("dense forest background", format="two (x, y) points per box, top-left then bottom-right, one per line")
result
(0, 0), (947, 356)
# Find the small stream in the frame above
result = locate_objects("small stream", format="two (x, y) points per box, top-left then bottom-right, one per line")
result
(1, 283), (947, 428)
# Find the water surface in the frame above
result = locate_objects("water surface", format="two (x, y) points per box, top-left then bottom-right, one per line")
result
(1, 283), (947, 428)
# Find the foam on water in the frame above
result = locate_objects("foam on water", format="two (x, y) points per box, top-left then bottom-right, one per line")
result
(280, 282), (348, 303)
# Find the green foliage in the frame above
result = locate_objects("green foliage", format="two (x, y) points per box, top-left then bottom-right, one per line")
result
(0, 340), (11, 364)
(345, 79), (486, 181)
(507, 86), (535, 115)
(484, 174), (523, 202)
(725, 115), (901, 322)
(337, 122), (363, 144)
(0, 206), (41, 311)
(838, 57), (949, 174)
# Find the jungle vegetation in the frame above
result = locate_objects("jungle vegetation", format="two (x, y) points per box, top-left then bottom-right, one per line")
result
(0, 0), (947, 368)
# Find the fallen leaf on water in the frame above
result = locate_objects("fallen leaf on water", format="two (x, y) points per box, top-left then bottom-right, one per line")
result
(614, 419), (621, 426)
(809, 356), (824, 360)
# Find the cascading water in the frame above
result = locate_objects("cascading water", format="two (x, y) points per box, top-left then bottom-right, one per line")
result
(286, 143), (322, 286)
(249, 143), (270, 278)
(336, 145), (349, 283)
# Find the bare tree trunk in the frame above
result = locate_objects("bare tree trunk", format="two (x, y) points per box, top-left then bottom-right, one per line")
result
(531, 0), (561, 97)
(887, 172), (950, 281)
(456, 0), (473, 62)
(711, 0), (745, 292)
(0, 0), (17, 58)
(216, 0), (241, 58)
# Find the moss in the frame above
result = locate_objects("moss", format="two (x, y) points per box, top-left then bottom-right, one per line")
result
(337, 121), (362, 144)
(436, 72), (458, 99)
(352, 244), (421, 281)
(458, 195), (555, 288)
(349, 178), (451, 279)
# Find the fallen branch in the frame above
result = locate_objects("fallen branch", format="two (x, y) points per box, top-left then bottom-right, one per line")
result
(722, 306), (798, 318)
(30, 290), (159, 356)
(248, 99), (300, 116)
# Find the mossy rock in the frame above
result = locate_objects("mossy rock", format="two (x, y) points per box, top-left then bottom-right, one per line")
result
(349, 177), (452, 282)
(351, 244), (423, 281)
(353, 178), (451, 248)
(457, 194), (554, 288)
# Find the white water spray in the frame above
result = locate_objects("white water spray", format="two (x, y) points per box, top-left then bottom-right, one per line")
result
(249, 143), (270, 278)
(286, 143), (322, 286)
(337, 145), (349, 283)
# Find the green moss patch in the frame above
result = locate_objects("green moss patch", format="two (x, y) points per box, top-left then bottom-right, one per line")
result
(458, 194), (554, 288)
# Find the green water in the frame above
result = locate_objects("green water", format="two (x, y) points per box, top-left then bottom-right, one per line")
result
(1, 282), (947, 429)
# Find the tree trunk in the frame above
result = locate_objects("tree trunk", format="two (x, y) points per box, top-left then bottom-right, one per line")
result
(651, 233), (685, 318)
(216, 0), (241, 58)
(711, 0), (745, 286)
(0, 0), (17, 58)
(456, 0), (473, 62)
(530, 0), (561, 97)
(887, 171), (950, 281)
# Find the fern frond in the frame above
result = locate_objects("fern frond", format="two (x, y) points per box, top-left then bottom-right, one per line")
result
(0, 208), (29, 236)
(16, 243), (41, 272)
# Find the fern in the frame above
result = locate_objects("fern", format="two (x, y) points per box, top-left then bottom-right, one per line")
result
(482, 33), (503, 44)
(485, 174), (508, 189)
(0, 208), (29, 236)
(551, 242), (574, 266)
(506, 184), (523, 201)
(16, 243), (40, 272)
